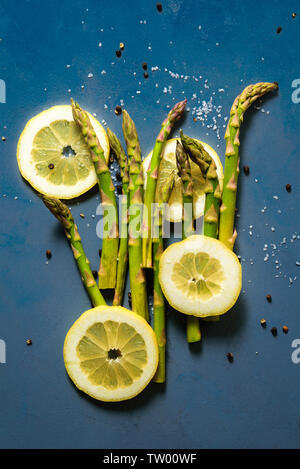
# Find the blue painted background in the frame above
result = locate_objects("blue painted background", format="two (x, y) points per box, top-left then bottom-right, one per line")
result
(0, 0), (299, 449)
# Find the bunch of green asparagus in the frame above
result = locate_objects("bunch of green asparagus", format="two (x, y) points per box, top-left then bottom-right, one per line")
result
(42, 82), (278, 383)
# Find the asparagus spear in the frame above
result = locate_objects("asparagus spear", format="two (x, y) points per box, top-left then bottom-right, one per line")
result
(219, 82), (278, 250)
(180, 132), (222, 239)
(122, 110), (149, 320)
(153, 170), (175, 383)
(176, 141), (201, 343)
(42, 196), (106, 307)
(180, 133), (222, 322)
(71, 99), (119, 289)
(107, 128), (129, 307)
(142, 99), (187, 268)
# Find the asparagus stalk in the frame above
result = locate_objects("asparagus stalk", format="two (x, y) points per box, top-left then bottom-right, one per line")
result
(142, 99), (187, 268)
(176, 141), (201, 343)
(71, 99), (119, 289)
(219, 82), (278, 250)
(122, 110), (149, 320)
(42, 196), (106, 307)
(180, 132), (222, 238)
(153, 170), (175, 383)
(180, 133), (222, 322)
(107, 128), (129, 307)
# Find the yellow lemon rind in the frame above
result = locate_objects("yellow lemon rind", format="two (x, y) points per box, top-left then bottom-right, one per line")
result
(17, 105), (109, 199)
(63, 305), (159, 402)
(159, 235), (242, 318)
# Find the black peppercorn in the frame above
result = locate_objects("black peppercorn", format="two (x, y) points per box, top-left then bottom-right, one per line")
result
(92, 270), (98, 280)
(286, 183), (291, 192)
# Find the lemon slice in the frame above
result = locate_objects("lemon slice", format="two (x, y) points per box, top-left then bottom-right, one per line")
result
(64, 306), (158, 402)
(159, 235), (241, 317)
(143, 138), (223, 222)
(17, 105), (109, 199)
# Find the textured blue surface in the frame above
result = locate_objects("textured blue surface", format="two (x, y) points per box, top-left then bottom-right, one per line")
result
(0, 0), (299, 449)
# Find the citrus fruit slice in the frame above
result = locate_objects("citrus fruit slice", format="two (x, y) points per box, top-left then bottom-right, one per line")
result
(64, 306), (158, 402)
(17, 105), (109, 199)
(159, 235), (241, 317)
(143, 138), (223, 222)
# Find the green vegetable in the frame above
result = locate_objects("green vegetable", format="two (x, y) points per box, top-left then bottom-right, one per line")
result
(218, 82), (278, 249)
(176, 141), (201, 343)
(142, 99), (187, 268)
(181, 132), (221, 239)
(122, 110), (148, 320)
(180, 133), (222, 322)
(71, 99), (119, 289)
(42, 196), (106, 307)
(153, 170), (175, 382)
(107, 128), (129, 307)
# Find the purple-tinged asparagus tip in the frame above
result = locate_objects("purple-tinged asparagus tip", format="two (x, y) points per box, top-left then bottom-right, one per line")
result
(156, 99), (187, 142)
(168, 99), (187, 125)
(171, 98), (187, 119)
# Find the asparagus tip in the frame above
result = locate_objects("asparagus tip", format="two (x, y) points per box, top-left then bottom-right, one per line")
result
(173, 98), (187, 114)
(71, 98), (81, 113)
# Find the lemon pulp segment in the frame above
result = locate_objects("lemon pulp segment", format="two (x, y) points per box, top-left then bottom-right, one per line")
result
(172, 252), (225, 301)
(32, 120), (93, 186)
(77, 320), (147, 389)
